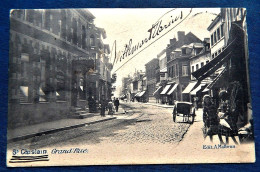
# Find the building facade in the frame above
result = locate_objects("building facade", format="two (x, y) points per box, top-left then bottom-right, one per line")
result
(8, 9), (112, 128)
(192, 8), (250, 126)
(145, 58), (159, 103)
(131, 71), (147, 102)
(163, 31), (202, 104)
(182, 38), (211, 106)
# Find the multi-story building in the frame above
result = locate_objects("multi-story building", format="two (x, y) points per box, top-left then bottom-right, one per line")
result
(161, 31), (202, 104)
(152, 49), (167, 103)
(131, 70), (147, 102)
(192, 8), (250, 126)
(182, 38), (211, 105)
(8, 9), (112, 128)
(121, 75), (132, 101)
(145, 58), (159, 103)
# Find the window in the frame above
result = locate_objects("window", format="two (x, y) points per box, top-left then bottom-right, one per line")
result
(182, 65), (188, 76)
(175, 64), (178, 76)
(182, 48), (186, 55)
(172, 65), (175, 77)
(90, 35), (95, 46)
(21, 54), (29, 78)
(192, 66), (194, 72)
(214, 52), (217, 57)
(217, 28), (220, 40)
(218, 49), (221, 54)
(211, 34), (213, 47)
(212, 54), (214, 59)
(213, 32), (217, 45)
(196, 64), (199, 71)
(220, 24), (224, 38)
(206, 60), (209, 64)
(201, 62), (204, 67)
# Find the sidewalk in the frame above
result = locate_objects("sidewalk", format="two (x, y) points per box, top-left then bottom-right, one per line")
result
(179, 108), (241, 146)
(7, 107), (127, 142)
(128, 101), (174, 109)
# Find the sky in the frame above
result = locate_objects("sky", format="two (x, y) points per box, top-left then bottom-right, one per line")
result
(89, 8), (220, 97)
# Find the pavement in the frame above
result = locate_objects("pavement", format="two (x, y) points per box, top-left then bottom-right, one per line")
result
(125, 101), (175, 109)
(9, 101), (237, 145)
(7, 106), (127, 142)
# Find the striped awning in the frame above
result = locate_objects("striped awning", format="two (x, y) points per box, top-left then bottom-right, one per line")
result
(20, 86), (28, 97)
(153, 86), (162, 96)
(137, 91), (146, 97)
(160, 85), (172, 95)
(135, 92), (140, 97)
(190, 84), (206, 95)
(167, 84), (178, 95)
(182, 82), (197, 94)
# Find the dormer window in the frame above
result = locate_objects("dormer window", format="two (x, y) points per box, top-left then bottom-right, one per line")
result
(182, 48), (186, 55)
(90, 35), (95, 46)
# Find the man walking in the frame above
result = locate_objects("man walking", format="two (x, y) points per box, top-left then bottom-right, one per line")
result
(100, 95), (106, 117)
(114, 98), (120, 112)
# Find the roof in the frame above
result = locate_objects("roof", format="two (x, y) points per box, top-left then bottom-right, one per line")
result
(175, 101), (193, 105)
(173, 48), (182, 52)
(160, 67), (167, 73)
(207, 14), (221, 31)
(167, 32), (202, 52)
(157, 49), (166, 57)
(97, 27), (107, 39)
(76, 9), (95, 20)
(181, 43), (204, 49)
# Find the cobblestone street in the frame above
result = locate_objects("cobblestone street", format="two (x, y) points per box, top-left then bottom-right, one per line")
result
(8, 102), (190, 149)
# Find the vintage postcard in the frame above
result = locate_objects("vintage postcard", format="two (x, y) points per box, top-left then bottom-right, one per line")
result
(7, 8), (255, 166)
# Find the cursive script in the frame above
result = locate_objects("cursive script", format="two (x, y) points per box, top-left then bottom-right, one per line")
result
(115, 9), (192, 67)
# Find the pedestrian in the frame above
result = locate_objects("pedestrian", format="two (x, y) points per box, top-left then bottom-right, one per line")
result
(218, 89), (239, 145)
(114, 98), (120, 112)
(202, 95), (224, 144)
(88, 96), (95, 113)
(100, 95), (106, 117)
(194, 96), (198, 110)
(108, 99), (114, 115)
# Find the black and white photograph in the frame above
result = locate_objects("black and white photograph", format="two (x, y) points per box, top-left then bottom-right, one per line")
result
(7, 8), (255, 166)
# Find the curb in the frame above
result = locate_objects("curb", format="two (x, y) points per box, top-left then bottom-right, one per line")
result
(144, 103), (174, 109)
(8, 117), (116, 143)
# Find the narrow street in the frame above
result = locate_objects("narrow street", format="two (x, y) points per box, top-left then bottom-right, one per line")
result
(9, 102), (190, 149)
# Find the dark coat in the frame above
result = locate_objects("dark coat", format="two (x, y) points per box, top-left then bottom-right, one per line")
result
(114, 100), (119, 106)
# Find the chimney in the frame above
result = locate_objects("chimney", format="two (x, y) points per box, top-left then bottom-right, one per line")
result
(204, 38), (210, 51)
(177, 31), (185, 41)
(170, 38), (177, 45)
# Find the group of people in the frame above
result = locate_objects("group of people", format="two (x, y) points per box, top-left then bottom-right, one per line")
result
(202, 82), (243, 144)
(99, 96), (120, 117)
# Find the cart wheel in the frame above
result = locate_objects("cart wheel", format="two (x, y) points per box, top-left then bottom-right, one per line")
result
(190, 115), (195, 124)
(173, 114), (176, 122)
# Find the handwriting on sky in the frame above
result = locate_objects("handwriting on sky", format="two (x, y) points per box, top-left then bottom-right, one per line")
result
(114, 8), (192, 71)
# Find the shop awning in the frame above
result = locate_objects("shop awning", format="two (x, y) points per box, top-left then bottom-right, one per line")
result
(190, 84), (206, 95)
(202, 88), (210, 92)
(135, 92), (140, 97)
(192, 38), (236, 81)
(39, 88), (45, 96)
(160, 85), (172, 95)
(80, 86), (83, 91)
(56, 91), (60, 96)
(207, 67), (228, 89)
(20, 86), (28, 97)
(153, 86), (162, 96)
(39, 97), (46, 102)
(182, 82), (197, 94)
(137, 91), (146, 97)
(167, 84), (178, 95)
